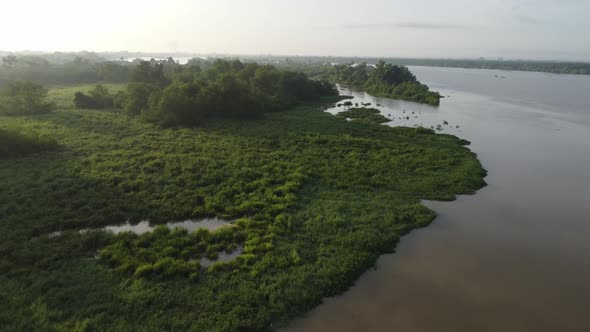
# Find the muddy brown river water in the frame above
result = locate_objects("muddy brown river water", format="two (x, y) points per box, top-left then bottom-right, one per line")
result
(282, 66), (590, 331)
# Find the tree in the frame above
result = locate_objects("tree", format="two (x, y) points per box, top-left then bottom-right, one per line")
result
(209, 73), (260, 118)
(73, 56), (89, 65)
(131, 61), (170, 87)
(124, 83), (159, 116)
(0, 81), (53, 115)
(122, 59), (338, 126)
(73, 85), (116, 109)
(132, 61), (154, 83)
(89, 85), (114, 108)
(98, 62), (133, 82)
(2, 55), (17, 67)
(366, 61), (416, 87)
(74, 92), (100, 109)
(143, 82), (207, 127)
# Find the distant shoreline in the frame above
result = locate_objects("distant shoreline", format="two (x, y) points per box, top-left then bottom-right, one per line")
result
(3, 50), (589, 76)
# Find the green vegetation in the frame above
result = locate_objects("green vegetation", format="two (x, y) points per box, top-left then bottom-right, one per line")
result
(0, 52), (180, 89)
(0, 54), (132, 88)
(330, 61), (441, 105)
(123, 59), (338, 126)
(337, 107), (389, 124)
(73, 85), (126, 110)
(0, 81), (53, 115)
(0, 126), (58, 158)
(131, 60), (170, 87)
(47, 83), (127, 109)
(0, 77), (485, 331)
(331, 63), (370, 87)
(101, 225), (245, 280)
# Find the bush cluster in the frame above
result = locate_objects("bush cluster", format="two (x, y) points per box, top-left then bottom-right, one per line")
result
(0, 81), (53, 115)
(73, 84), (126, 109)
(123, 59), (338, 126)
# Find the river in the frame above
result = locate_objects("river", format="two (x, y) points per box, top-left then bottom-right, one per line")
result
(281, 66), (590, 331)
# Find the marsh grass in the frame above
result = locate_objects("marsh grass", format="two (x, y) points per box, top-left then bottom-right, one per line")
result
(0, 126), (58, 158)
(0, 86), (486, 331)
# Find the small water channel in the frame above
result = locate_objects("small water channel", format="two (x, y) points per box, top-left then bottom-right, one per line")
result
(199, 245), (244, 268)
(103, 217), (232, 235)
(328, 87), (462, 134)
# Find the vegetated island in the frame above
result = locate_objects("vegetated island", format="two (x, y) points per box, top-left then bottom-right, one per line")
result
(328, 61), (442, 106)
(337, 107), (390, 124)
(0, 59), (486, 331)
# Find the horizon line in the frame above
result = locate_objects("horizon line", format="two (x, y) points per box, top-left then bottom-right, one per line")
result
(1, 49), (589, 64)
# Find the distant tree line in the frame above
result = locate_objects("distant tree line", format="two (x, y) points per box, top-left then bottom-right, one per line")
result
(0, 56), (133, 88)
(0, 54), (178, 88)
(385, 58), (590, 75)
(259, 55), (590, 76)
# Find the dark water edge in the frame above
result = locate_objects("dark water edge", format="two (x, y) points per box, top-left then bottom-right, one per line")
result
(281, 67), (590, 331)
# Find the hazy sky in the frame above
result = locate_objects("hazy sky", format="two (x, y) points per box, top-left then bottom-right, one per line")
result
(1, 0), (588, 60)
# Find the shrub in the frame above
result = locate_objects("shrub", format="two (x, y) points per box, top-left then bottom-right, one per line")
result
(73, 91), (100, 109)
(122, 60), (338, 126)
(73, 85), (116, 109)
(0, 81), (53, 115)
(89, 84), (114, 108)
(124, 83), (159, 116)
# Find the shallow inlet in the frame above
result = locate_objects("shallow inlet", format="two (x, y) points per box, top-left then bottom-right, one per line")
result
(199, 245), (244, 267)
(103, 217), (232, 235)
(107, 218), (242, 267)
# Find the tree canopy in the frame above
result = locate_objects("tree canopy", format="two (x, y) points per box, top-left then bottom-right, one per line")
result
(125, 59), (338, 126)
(0, 81), (53, 115)
(328, 61), (441, 106)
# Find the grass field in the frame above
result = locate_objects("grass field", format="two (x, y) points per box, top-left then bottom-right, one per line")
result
(0, 85), (486, 331)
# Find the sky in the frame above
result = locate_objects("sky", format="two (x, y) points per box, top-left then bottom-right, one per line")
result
(1, 0), (588, 61)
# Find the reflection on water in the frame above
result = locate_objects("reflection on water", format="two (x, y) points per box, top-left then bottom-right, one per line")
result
(199, 245), (243, 267)
(327, 87), (464, 135)
(104, 217), (231, 235)
(282, 67), (590, 332)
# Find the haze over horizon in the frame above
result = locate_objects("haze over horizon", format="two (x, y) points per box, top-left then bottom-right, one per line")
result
(1, 0), (588, 61)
